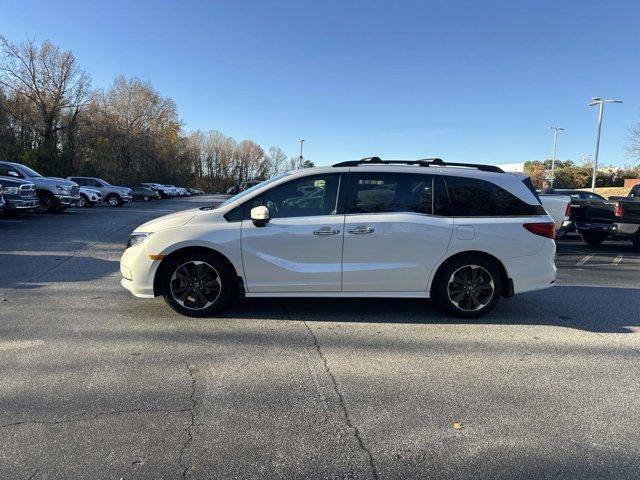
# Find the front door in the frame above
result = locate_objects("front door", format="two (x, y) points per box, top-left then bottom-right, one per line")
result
(341, 171), (453, 292)
(241, 173), (344, 293)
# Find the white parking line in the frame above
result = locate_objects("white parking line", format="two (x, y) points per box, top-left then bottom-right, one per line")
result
(576, 255), (593, 266)
(612, 254), (623, 265)
(0, 219), (24, 223)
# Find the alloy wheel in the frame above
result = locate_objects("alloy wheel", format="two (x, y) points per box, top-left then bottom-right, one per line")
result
(170, 261), (222, 310)
(447, 265), (495, 312)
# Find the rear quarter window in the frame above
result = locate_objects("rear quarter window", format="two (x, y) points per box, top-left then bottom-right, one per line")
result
(444, 176), (546, 216)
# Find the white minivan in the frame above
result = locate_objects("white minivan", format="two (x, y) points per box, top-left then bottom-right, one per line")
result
(120, 158), (557, 318)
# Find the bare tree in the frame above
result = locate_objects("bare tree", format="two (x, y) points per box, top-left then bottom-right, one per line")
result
(266, 146), (288, 176)
(628, 123), (640, 163)
(0, 36), (90, 170)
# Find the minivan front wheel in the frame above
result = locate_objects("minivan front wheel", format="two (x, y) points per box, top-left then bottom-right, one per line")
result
(433, 256), (502, 318)
(162, 252), (232, 317)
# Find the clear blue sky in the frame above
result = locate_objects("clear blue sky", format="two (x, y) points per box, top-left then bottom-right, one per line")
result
(2, 0), (639, 167)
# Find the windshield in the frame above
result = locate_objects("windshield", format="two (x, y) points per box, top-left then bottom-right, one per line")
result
(99, 179), (110, 186)
(218, 173), (290, 209)
(20, 165), (43, 177)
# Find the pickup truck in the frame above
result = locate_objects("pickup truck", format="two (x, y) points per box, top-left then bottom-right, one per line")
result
(67, 176), (132, 207)
(539, 195), (571, 234)
(540, 189), (615, 245)
(0, 161), (80, 213)
(609, 188), (640, 251)
(0, 175), (40, 213)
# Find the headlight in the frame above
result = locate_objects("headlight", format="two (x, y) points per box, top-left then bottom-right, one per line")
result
(56, 185), (71, 194)
(126, 232), (152, 249)
(2, 186), (18, 195)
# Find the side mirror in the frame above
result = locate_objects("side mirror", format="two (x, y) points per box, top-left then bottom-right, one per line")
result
(250, 205), (270, 226)
(8, 171), (19, 178)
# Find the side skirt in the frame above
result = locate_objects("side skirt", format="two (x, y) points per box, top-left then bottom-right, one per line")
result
(245, 291), (429, 298)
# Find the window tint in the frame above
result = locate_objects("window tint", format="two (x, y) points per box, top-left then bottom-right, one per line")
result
(345, 173), (434, 215)
(444, 176), (545, 216)
(244, 174), (340, 219)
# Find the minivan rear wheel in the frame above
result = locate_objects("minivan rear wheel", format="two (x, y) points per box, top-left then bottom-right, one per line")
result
(433, 256), (502, 318)
(161, 252), (232, 317)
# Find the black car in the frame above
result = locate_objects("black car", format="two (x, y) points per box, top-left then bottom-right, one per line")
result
(0, 176), (39, 214)
(129, 185), (161, 201)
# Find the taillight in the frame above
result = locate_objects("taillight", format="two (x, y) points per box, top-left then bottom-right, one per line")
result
(564, 203), (571, 217)
(614, 204), (624, 217)
(523, 222), (555, 239)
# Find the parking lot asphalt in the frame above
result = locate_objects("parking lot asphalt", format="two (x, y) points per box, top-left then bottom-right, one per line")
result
(1, 198), (639, 479)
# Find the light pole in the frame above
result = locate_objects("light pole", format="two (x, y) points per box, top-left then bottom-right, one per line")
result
(299, 139), (305, 167)
(548, 126), (564, 187)
(588, 97), (622, 192)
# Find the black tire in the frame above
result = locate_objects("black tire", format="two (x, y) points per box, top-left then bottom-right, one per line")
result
(78, 194), (89, 208)
(35, 191), (57, 214)
(162, 252), (232, 317)
(432, 255), (502, 318)
(632, 232), (640, 252)
(106, 194), (122, 207)
(143, 195), (150, 202)
(580, 230), (608, 246)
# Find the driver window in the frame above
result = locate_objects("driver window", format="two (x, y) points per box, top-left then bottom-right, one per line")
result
(245, 174), (340, 219)
(0, 165), (23, 178)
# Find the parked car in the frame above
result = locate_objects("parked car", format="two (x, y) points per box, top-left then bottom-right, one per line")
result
(162, 185), (180, 197)
(187, 188), (205, 196)
(0, 176), (39, 214)
(540, 189), (615, 245)
(140, 183), (169, 199)
(129, 185), (161, 201)
(77, 186), (103, 208)
(120, 157), (557, 319)
(240, 180), (261, 191)
(0, 184), (4, 212)
(0, 161), (80, 213)
(226, 185), (239, 195)
(67, 177), (132, 207)
(177, 187), (191, 196)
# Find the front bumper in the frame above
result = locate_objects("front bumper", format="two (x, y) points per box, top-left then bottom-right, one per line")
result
(4, 198), (40, 210)
(120, 245), (161, 298)
(122, 195), (133, 203)
(55, 194), (81, 206)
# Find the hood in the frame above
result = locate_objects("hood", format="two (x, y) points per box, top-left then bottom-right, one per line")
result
(112, 185), (132, 194)
(39, 177), (78, 187)
(135, 208), (202, 232)
(0, 175), (31, 187)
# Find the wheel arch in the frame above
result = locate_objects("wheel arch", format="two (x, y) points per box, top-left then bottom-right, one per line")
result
(429, 250), (512, 298)
(153, 245), (242, 297)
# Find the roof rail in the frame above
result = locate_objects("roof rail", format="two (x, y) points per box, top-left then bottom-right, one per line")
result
(332, 156), (504, 173)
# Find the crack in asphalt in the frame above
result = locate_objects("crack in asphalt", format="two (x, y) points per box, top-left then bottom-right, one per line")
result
(0, 407), (192, 430)
(26, 469), (38, 480)
(178, 363), (198, 479)
(302, 320), (380, 480)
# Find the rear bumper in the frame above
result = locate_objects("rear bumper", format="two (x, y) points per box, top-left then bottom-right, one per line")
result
(611, 222), (639, 238)
(503, 240), (557, 295)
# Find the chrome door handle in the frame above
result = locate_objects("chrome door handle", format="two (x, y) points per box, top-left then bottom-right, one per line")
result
(313, 227), (340, 236)
(348, 226), (375, 235)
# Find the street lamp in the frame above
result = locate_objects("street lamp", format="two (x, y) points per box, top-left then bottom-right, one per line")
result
(299, 139), (305, 166)
(548, 126), (564, 187)
(588, 97), (622, 192)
